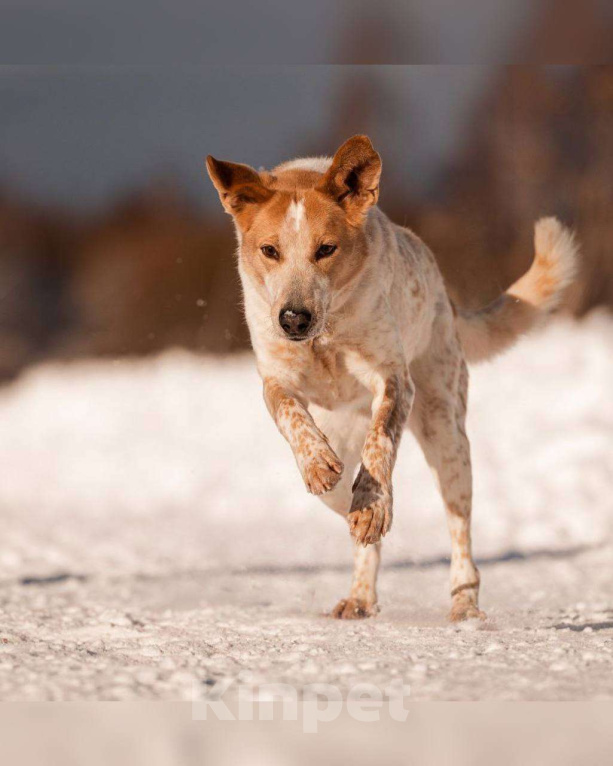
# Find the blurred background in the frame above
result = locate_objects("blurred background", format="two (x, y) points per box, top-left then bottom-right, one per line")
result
(1, 6), (612, 381)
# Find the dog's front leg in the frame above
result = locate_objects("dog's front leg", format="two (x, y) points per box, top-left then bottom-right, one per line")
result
(348, 369), (414, 546)
(263, 378), (344, 495)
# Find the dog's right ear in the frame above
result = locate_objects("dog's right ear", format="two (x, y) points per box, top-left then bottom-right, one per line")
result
(206, 156), (273, 226)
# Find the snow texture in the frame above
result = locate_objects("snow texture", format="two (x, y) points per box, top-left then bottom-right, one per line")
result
(0, 314), (611, 700)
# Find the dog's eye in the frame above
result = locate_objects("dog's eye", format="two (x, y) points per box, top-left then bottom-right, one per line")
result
(261, 245), (279, 260)
(316, 244), (337, 260)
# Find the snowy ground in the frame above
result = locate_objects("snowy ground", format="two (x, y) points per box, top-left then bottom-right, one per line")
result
(0, 314), (611, 701)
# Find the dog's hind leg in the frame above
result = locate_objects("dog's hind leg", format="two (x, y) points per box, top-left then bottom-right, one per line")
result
(409, 347), (486, 622)
(330, 541), (381, 619)
(310, 406), (380, 619)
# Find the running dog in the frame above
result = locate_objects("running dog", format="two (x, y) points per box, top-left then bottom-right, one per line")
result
(206, 135), (578, 621)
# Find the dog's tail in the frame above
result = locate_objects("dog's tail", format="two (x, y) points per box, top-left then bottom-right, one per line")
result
(456, 217), (579, 364)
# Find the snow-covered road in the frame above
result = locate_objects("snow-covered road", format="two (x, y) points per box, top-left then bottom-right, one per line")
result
(0, 314), (611, 700)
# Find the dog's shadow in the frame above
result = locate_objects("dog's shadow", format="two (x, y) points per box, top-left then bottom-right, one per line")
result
(552, 621), (613, 632)
(229, 543), (597, 576)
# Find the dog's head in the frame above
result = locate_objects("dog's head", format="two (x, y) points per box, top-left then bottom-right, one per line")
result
(206, 135), (381, 342)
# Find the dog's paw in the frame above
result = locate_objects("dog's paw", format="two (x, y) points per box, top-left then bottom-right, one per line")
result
(348, 468), (392, 546)
(449, 591), (486, 623)
(348, 499), (392, 546)
(330, 598), (379, 620)
(299, 442), (344, 495)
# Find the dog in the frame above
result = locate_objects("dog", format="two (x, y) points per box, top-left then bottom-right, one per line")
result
(206, 135), (578, 621)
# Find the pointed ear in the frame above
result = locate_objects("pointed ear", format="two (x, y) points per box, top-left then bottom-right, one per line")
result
(206, 156), (273, 226)
(317, 135), (382, 224)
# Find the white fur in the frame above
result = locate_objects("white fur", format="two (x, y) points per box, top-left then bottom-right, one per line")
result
(274, 156), (332, 174)
(287, 199), (306, 233)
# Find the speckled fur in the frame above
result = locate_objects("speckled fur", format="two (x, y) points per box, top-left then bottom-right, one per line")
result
(207, 136), (578, 622)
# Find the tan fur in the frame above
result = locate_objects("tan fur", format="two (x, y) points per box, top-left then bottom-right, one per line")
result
(456, 218), (578, 364)
(206, 136), (579, 622)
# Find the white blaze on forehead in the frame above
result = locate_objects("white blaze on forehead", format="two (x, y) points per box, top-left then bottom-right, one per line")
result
(287, 199), (306, 233)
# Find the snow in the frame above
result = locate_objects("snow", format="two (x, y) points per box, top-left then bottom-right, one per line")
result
(0, 313), (611, 700)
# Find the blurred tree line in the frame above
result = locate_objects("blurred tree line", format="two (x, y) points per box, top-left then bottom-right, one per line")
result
(0, 64), (611, 380)
(415, 65), (613, 314)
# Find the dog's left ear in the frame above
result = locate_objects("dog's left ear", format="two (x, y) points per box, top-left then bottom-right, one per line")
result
(206, 156), (273, 228)
(317, 135), (382, 224)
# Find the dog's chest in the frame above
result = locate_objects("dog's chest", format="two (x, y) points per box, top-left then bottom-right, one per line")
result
(297, 345), (366, 410)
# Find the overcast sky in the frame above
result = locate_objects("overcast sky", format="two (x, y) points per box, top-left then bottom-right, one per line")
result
(0, 1), (540, 210)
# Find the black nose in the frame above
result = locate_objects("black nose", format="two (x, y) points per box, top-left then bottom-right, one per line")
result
(279, 308), (312, 338)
